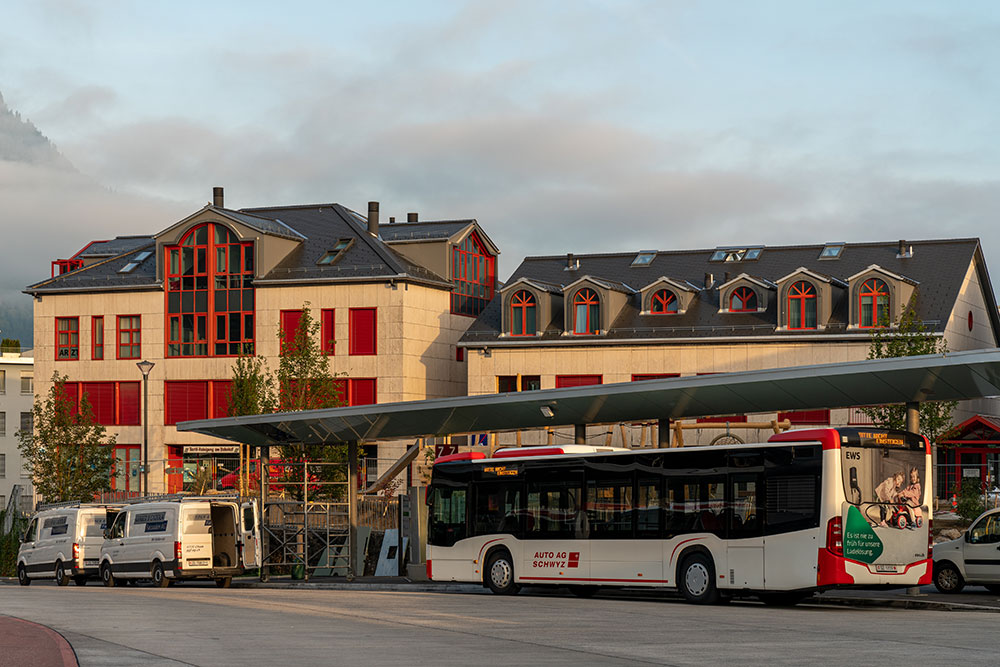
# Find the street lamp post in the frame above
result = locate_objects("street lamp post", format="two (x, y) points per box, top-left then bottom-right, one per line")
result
(136, 360), (155, 496)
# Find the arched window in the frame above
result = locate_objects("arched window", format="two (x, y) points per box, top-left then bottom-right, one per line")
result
(859, 278), (890, 328)
(729, 286), (758, 312)
(510, 290), (537, 336)
(787, 281), (817, 329)
(573, 288), (600, 334)
(650, 289), (678, 314)
(165, 223), (254, 357)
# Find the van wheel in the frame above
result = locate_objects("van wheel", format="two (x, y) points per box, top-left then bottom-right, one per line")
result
(101, 563), (116, 587)
(17, 564), (30, 586)
(934, 562), (964, 593)
(485, 550), (520, 595)
(215, 577), (232, 588)
(678, 553), (720, 605)
(54, 561), (70, 586)
(73, 576), (88, 586)
(151, 561), (169, 588)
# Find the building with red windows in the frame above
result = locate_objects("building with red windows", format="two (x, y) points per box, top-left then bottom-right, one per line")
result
(26, 189), (498, 494)
(459, 239), (1000, 496)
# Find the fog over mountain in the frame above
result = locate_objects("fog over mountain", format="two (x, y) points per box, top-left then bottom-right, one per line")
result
(0, 89), (188, 348)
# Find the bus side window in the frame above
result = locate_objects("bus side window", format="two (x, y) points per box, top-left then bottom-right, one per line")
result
(585, 474), (633, 539)
(526, 480), (583, 539)
(764, 475), (819, 535)
(636, 477), (662, 538)
(728, 474), (762, 538)
(473, 484), (522, 537)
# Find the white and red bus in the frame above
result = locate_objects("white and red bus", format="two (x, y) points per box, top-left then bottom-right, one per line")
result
(426, 427), (932, 604)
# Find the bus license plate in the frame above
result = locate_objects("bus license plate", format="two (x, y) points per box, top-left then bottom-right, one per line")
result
(874, 564), (899, 573)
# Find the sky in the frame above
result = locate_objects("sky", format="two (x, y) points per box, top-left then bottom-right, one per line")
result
(2, 0), (1000, 339)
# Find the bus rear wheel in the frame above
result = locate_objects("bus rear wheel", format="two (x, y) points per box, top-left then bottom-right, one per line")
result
(678, 553), (720, 605)
(486, 551), (520, 595)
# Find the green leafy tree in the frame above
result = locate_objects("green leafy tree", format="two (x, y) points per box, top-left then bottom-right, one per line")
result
(0, 338), (19, 354)
(860, 307), (956, 444)
(228, 355), (276, 417)
(276, 304), (343, 412)
(16, 372), (116, 503)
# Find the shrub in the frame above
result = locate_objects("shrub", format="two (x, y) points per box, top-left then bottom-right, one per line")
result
(954, 481), (985, 522)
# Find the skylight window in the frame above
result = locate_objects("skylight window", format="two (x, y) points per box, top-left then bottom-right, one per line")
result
(744, 248), (762, 260)
(118, 250), (153, 274)
(631, 251), (657, 267)
(317, 238), (355, 265)
(819, 243), (845, 260)
(710, 247), (762, 263)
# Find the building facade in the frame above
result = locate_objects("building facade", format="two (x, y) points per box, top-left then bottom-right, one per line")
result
(26, 190), (498, 495)
(460, 239), (1000, 492)
(0, 351), (34, 512)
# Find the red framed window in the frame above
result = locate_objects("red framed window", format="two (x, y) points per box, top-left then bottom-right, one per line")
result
(117, 315), (141, 359)
(632, 373), (680, 381)
(572, 288), (600, 334)
(451, 231), (495, 317)
(280, 310), (304, 353)
(859, 278), (890, 328)
(348, 378), (376, 406)
(61, 382), (80, 418)
(164, 380), (233, 425)
(165, 222), (255, 357)
(321, 308), (335, 355)
(118, 382), (140, 425)
(729, 287), (758, 312)
(61, 381), (139, 425)
(787, 281), (817, 329)
(55, 317), (79, 360)
(112, 444), (140, 492)
(650, 289), (678, 314)
(92, 316), (104, 360)
(349, 308), (377, 355)
(509, 290), (536, 336)
(778, 409), (831, 425)
(555, 374), (602, 388)
(498, 375), (541, 392)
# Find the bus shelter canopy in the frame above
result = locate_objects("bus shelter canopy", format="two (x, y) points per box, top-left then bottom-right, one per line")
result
(178, 350), (1000, 447)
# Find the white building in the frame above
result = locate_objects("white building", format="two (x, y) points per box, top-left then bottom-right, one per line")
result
(0, 350), (34, 513)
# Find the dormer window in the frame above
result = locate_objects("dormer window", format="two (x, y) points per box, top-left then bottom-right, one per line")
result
(317, 238), (354, 265)
(650, 289), (678, 314)
(510, 290), (537, 336)
(787, 281), (817, 329)
(859, 278), (890, 328)
(573, 288), (600, 334)
(729, 286), (758, 312)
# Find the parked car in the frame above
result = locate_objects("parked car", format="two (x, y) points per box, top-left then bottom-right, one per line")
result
(933, 507), (1000, 593)
(17, 504), (120, 586)
(99, 497), (260, 588)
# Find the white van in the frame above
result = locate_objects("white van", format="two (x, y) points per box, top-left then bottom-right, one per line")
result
(99, 497), (260, 588)
(17, 504), (119, 586)
(933, 507), (1000, 593)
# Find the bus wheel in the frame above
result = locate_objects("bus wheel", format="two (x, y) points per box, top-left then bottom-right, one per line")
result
(101, 563), (116, 588)
(486, 550), (520, 595)
(17, 564), (30, 586)
(73, 575), (88, 586)
(569, 585), (599, 598)
(54, 561), (70, 586)
(679, 553), (720, 605)
(151, 561), (169, 588)
(933, 562), (964, 593)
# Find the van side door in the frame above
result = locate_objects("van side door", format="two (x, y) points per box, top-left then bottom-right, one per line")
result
(240, 501), (261, 569)
(964, 513), (1000, 583)
(104, 511), (128, 571)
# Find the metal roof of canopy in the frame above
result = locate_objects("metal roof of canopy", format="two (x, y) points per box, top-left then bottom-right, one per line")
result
(178, 349), (1000, 447)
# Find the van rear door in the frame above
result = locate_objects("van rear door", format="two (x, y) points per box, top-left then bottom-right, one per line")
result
(240, 501), (261, 569)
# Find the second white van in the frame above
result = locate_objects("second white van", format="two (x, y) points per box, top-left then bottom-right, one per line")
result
(17, 504), (119, 586)
(100, 497), (260, 588)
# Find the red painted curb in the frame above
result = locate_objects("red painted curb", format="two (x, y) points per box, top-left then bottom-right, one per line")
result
(0, 615), (78, 667)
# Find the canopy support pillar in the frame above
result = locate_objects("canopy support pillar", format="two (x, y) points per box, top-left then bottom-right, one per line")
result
(574, 424), (587, 445)
(658, 419), (670, 447)
(259, 444), (269, 582)
(905, 402), (923, 597)
(348, 440), (359, 580)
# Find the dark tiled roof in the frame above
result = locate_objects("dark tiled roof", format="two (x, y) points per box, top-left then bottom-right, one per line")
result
(462, 239), (991, 343)
(26, 242), (158, 292)
(217, 208), (307, 241)
(380, 220), (474, 242)
(77, 236), (153, 258)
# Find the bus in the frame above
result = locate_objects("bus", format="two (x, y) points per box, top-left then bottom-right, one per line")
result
(426, 427), (933, 604)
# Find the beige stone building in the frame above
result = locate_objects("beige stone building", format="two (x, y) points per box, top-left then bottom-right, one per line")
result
(459, 240), (1000, 494)
(26, 189), (498, 494)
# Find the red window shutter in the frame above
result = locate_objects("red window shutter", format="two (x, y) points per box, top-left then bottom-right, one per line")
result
(81, 382), (116, 425)
(280, 310), (303, 351)
(349, 378), (376, 406)
(61, 382), (79, 418)
(118, 382), (140, 425)
(456, 347), (465, 362)
(555, 375), (603, 388)
(321, 309), (335, 355)
(778, 410), (830, 425)
(165, 381), (208, 425)
(212, 380), (234, 418)
(349, 308), (376, 355)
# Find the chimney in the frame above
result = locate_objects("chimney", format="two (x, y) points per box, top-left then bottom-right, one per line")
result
(213, 187), (224, 208)
(897, 239), (913, 258)
(367, 201), (379, 237)
(705, 272), (715, 289)
(566, 253), (577, 270)
(389, 216), (395, 224)
(407, 212), (418, 222)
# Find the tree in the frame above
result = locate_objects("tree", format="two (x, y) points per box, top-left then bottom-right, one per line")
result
(860, 306), (956, 444)
(0, 338), (19, 354)
(16, 372), (116, 503)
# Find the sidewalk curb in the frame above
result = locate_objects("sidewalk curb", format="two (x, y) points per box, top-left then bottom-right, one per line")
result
(812, 595), (1000, 613)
